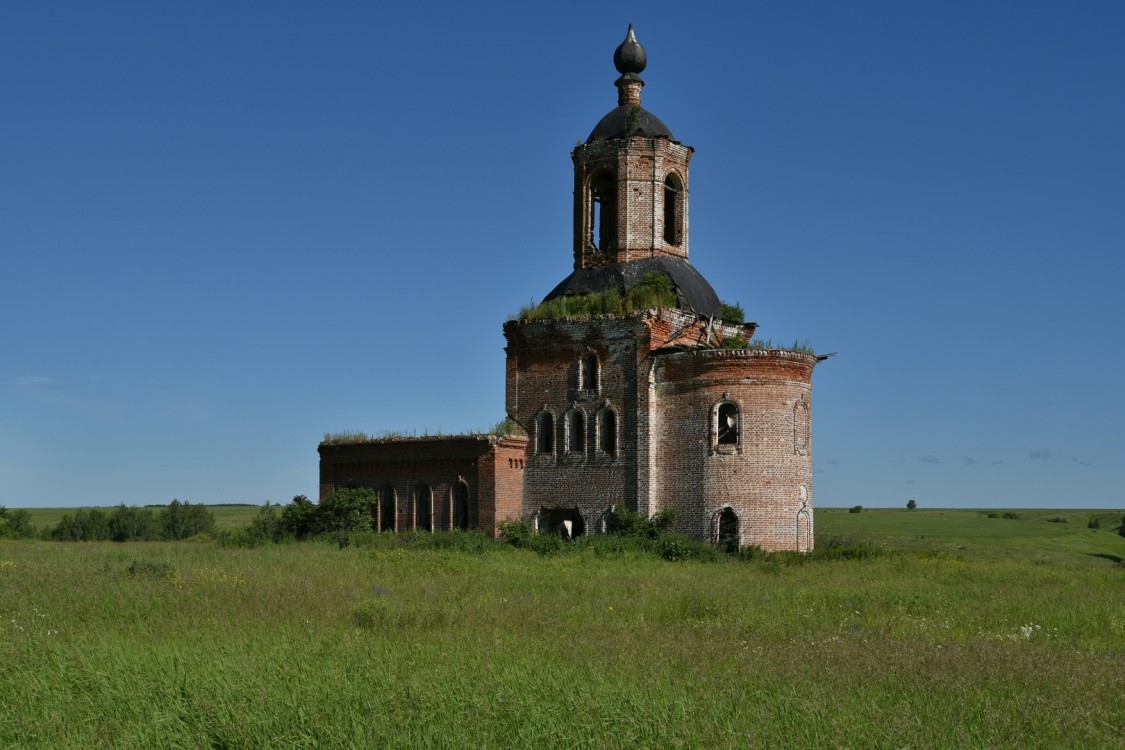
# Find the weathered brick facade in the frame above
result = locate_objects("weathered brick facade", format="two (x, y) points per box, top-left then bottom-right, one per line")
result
(318, 26), (820, 550)
(318, 436), (527, 535)
(504, 311), (816, 551)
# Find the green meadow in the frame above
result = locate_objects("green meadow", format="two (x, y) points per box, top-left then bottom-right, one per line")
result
(2, 508), (1124, 748)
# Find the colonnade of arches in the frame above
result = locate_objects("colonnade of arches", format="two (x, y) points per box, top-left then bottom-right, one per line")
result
(372, 481), (473, 533)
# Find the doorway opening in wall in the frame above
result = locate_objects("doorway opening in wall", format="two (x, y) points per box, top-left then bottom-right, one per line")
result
(379, 486), (395, 533)
(414, 485), (433, 532)
(452, 482), (470, 531)
(536, 507), (586, 539)
(717, 507), (739, 553)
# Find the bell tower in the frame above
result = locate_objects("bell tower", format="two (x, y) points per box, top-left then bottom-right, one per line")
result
(571, 25), (694, 270)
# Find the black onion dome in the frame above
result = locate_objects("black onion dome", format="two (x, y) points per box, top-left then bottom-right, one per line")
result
(542, 257), (722, 318)
(613, 24), (647, 75)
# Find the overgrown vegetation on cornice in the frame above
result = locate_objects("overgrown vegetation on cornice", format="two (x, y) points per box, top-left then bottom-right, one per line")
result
(322, 419), (526, 446)
(716, 337), (816, 355)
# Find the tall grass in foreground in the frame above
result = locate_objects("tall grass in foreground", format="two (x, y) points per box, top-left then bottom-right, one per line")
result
(2, 533), (1123, 748)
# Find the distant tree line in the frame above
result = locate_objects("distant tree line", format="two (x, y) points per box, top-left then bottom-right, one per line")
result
(49, 500), (216, 542)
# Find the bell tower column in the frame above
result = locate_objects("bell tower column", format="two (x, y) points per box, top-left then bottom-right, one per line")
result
(571, 25), (694, 271)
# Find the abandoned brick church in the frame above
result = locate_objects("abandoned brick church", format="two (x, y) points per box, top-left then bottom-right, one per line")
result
(319, 26), (822, 551)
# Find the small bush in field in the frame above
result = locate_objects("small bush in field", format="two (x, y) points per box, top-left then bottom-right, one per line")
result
(1002, 511), (1020, 519)
(849, 505), (863, 514)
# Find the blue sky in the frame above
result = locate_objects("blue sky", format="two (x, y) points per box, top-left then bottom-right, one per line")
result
(2, 1), (1122, 509)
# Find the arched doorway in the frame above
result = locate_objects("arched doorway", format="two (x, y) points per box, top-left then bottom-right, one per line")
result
(717, 508), (739, 553)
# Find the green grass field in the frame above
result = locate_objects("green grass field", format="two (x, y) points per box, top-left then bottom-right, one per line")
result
(2, 508), (1123, 748)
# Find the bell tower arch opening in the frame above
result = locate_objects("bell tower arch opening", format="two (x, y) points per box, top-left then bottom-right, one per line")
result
(590, 170), (617, 254)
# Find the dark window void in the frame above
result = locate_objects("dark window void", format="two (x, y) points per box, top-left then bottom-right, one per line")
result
(379, 487), (395, 532)
(414, 485), (432, 532)
(452, 483), (469, 531)
(663, 173), (683, 245)
(591, 172), (616, 252)
(538, 412), (554, 453)
(599, 408), (617, 456)
(580, 353), (598, 391)
(567, 410), (585, 453)
(717, 403), (739, 445)
(718, 508), (739, 553)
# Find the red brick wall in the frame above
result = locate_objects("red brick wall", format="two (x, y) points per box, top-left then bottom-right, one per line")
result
(318, 435), (527, 536)
(652, 349), (816, 551)
(504, 311), (818, 551)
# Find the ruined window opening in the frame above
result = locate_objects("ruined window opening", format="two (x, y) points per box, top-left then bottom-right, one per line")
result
(537, 411), (554, 454)
(599, 407), (617, 457)
(414, 484), (432, 532)
(580, 353), (598, 391)
(379, 486), (396, 533)
(452, 482), (470, 531)
(590, 172), (616, 252)
(663, 173), (683, 246)
(567, 409), (585, 454)
(716, 402), (739, 446)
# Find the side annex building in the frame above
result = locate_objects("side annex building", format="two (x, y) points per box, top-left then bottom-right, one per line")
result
(319, 27), (822, 551)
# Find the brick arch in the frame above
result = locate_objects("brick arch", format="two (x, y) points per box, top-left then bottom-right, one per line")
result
(596, 403), (618, 457)
(564, 406), (587, 455)
(796, 509), (812, 552)
(711, 398), (741, 453)
(663, 170), (685, 246)
(588, 169), (617, 253)
(534, 407), (557, 455)
(712, 506), (740, 552)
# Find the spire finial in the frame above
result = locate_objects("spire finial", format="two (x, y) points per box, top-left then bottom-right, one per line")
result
(613, 24), (647, 76)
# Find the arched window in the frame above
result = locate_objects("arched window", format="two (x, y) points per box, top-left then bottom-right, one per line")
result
(716, 401), (739, 447)
(452, 482), (470, 531)
(590, 171), (616, 252)
(663, 173), (683, 246)
(414, 484), (432, 532)
(379, 485), (396, 532)
(537, 410), (555, 454)
(566, 409), (586, 454)
(580, 353), (599, 392)
(598, 407), (617, 457)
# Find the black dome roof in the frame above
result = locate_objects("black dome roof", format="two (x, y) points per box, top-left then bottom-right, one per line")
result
(587, 105), (674, 143)
(543, 256), (721, 318)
